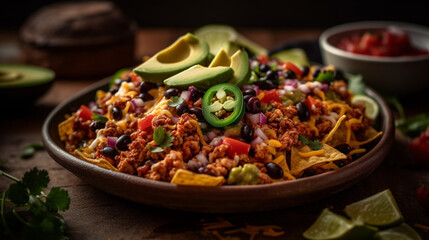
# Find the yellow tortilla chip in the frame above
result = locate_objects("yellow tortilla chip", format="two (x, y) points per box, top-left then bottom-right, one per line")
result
(171, 169), (224, 186)
(58, 116), (75, 141)
(349, 127), (383, 148)
(290, 144), (347, 176)
(322, 115), (347, 144)
(74, 150), (118, 171)
(272, 155), (295, 180)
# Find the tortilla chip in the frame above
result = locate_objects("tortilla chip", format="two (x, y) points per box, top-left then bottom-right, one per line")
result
(349, 127), (383, 148)
(58, 116), (75, 141)
(290, 144), (347, 176)
(272, 155), (295, 180)
(171, 169), (224, 186)
(74, 150), (118, 171)
(322, 115), (347, 144)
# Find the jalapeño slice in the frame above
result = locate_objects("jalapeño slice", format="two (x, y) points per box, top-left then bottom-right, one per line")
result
(202, 83), (245, 128)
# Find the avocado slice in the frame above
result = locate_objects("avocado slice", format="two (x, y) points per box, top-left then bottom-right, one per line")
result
(194, 24), (268, 57)
(0, 64), (55, 103)
(270, 48), (310, 67)
(133, 33), (209, 83)
(208, 49), (251, 87)
(163, 65), (234, 90)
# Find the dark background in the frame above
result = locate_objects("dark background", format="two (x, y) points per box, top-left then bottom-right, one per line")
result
(1, 0), (428, 30)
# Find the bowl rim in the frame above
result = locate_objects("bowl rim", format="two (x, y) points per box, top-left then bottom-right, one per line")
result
(319, 20), (429, 63)
(41, 77), (394, 211)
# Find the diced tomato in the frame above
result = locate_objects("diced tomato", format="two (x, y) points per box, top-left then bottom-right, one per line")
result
(409, 127), (429, 169)
(223, 137), (250, 158)
(305, 95), (317, 110)
(261, 89), (280, 104)
(359, 33), (379, 53)
(256, 55), (269, 64)
(130, 73), (142, 86)
(77, 105), (93, 122)
(283, 61), (303, 76)
(138, 115), (154, 131)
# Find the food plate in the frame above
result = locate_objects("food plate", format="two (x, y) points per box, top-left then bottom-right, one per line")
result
(42, 76), (394, 213)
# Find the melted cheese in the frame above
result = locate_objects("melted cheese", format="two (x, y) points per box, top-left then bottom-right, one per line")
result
(298, 149), (325, 157)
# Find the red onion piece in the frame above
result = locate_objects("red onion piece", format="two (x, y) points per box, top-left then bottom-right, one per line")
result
(170, 117), (179, 124)
(195, 153), (208, 164)
(259, 113), (267, 125)
(180, 91), (190, 101)
(210, 136), (224, 146)
(250, 136), (264, 147)
(321, 83), (329, 92)
(133, 98), (145, 107)
(107, 137), (118, 147)
(255, 127), (268, 140)
(207, 131), (217, 141)
(298, 84), (310, 94)
(93, 109), (104, 115)
(135, 107), (145, 114)
(246, 113), (260, 125)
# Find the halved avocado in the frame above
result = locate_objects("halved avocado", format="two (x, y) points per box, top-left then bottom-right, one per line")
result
(133, 33), (209, 83)
(194, 24), (268, 57)
(163, 65), (234, 90)
(208, 49), (251, 87)
(0, 64), (55, 103)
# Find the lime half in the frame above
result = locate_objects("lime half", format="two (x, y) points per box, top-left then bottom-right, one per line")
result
(375, 223), (422, 240)
(303, 209), (377, 240)
(351, 94), (380, 120)
(270, 48), (310, 67)
(345, 189), (403, 228)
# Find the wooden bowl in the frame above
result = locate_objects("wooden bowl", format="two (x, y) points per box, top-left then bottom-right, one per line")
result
(42, 77), (394, 213)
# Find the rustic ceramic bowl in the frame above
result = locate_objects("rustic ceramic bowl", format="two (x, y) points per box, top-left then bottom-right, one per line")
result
(319, 21), (429, 95)
(42, 77), (394, 213)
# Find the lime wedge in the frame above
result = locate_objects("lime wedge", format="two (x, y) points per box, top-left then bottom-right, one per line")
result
(303, 209), (377, 240)
(345, 189), (403, 228)
(351, 94), (380, 120)
(194, 24), (268, 57)
(375, 223), (422, 240)
(270, 48), (310, 67)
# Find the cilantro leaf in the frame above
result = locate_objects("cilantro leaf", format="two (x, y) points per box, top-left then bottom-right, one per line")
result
(8, 182), (29, 204)
(147, 145), (164, 153)
(167, 96), (184, 107)
(153, 126), (166, 145)
(46, 187), (71, 212)
(21, 146), (35, 159)
(159, 131), (173, 148)
(298, 135), (322, 150)
(315, 70), (335, 83)
(92, 113), (108, 123)
(22, 168), (49, 195)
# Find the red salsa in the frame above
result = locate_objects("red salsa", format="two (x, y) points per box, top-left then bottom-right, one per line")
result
(337, 27), (429, 57)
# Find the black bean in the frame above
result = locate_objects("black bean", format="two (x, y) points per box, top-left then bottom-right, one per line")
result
(243, 94), (253, 104)
(301, 66), (310, 77)
(176, 102), (189, 115)
(90, 121), (105, 132)
(333, 160), (346, 168)
(265, 70), (278, 80)
(241, 124), (254, 142)
(334, 69), (349, 83)
(140, 81), (157, 92)
(139, 92), (154, 101)
(116, 134), (131, 151)
(352, 152), (365, 160)
(312, 68), (321, 79)
(102, 146), (118, 159)
(190, 89), (203, 102)
(259, 63), (270, 73)
(253, 80), (277, 90)
(189, 107), (203, 120)
(284, 70), (296, 79)
(164, 88), (179, 99)
(243, 89), (256, 96)
(125, 76), (132, 82)
(112, 107), (122, 120)
(109, 88), (118, 94)
(265, 162), (284, 179)
(334, 144), (352, 154)
(296, 102), (310, 121)
(247, 97), (261, 113)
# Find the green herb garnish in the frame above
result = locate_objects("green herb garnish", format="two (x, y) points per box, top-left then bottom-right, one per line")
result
(315, 70), (335, 83)
(298, 135), (322, 150)
(92, 113), (108, 123)
(167, 96), (184, 107)
(21, 143), (44, 159)
(147, 126), (173, 153)
(0, 168), (70, 239)
(396, 113), (429, 138)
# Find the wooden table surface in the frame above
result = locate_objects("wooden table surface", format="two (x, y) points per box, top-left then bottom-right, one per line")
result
(1, 28), (428, 240)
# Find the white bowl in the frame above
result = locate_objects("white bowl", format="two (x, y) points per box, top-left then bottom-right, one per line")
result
(319, 21), (429, 95)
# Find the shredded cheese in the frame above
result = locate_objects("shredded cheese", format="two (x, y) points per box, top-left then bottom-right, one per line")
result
(328, 103), (352, 117)
(349, 148), (366, 155)
(322, 115), (346, 143)
(307, 116), (319, 136)
(298, 149), (325, 157)
(264, 139), (282, 148)
(190, 119), (207, 146)
(313, 90), (325, 102)
(123, 101), (131, 115)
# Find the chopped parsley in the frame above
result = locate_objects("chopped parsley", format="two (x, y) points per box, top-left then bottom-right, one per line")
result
(0, 168), (70, 239)
(147, 126), (173, 153)
(298, 135), (322, 150)
(167, 96), (184, 107)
